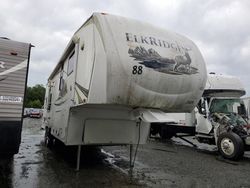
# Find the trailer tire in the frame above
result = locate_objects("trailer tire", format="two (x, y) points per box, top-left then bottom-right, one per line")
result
(217, 132), (244, 160)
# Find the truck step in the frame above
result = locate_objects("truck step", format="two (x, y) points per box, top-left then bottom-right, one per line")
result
(196, 134), (214, 139)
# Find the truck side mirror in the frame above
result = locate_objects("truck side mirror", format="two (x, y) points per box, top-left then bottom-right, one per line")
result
(238, 104), (247, 118)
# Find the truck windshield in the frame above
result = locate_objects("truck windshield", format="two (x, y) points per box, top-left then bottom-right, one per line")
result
(209, 99), (244, 114)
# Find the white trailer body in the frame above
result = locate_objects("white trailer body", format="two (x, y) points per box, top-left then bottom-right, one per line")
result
(0, 38), (32, 154)
(42, 13), (207, 150)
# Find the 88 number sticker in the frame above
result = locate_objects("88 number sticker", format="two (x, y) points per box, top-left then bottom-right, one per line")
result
(132, 65), (143, 75)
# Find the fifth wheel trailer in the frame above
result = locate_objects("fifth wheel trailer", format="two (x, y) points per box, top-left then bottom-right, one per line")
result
(42, 13), (207, 170)
(0, 38), (32, 155)
(153, 74), (250, 160)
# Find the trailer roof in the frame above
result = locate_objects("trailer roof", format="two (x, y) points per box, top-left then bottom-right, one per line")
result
(48, 12), (189, 80)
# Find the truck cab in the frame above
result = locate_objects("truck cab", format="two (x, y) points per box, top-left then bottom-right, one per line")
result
(153, 73), (250, 160)
(194, 74), (250, 160)
(196, 97), (247, 134)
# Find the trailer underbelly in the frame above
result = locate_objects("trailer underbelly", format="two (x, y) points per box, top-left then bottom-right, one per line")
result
(47, 105), (154, 146)
(64, 105), (150, 146)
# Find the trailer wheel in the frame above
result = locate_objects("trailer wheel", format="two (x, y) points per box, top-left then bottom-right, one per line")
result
(217, 132), (244, 160)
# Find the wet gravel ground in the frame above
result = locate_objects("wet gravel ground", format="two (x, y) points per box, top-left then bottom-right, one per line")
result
(1, 118), (250, 188)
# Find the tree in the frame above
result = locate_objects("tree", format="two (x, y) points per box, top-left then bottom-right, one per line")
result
(24, 84), (45, 108)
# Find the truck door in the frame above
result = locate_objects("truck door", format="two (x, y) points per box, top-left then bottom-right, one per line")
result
(196, 98), (213, 134)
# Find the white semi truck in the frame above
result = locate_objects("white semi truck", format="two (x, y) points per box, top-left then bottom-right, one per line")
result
(42, 13), (207, 170)
(0, 38), (32, 155)
(152, 73), (250, 160)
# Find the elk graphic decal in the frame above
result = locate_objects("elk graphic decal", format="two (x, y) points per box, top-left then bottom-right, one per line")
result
(128, 46), (198, 75)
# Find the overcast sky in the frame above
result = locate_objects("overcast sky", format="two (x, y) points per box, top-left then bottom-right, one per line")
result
(1, 0), (250, 95)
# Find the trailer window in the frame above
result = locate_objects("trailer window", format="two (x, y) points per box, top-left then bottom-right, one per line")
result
(67, 51), (75, 75)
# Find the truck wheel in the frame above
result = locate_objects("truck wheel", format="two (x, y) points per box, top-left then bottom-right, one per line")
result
(217, 132), (244, 160)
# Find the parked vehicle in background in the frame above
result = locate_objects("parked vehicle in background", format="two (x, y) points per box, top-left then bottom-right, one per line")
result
(0, 37), (32, 155)
(23, 108), (43, 118)
(191, 74), (250, 160)
(153, 73), (250, 160)
(29, 108), (43, 118)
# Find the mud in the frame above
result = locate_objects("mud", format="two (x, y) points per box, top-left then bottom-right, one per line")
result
(0, 118), (250, 188)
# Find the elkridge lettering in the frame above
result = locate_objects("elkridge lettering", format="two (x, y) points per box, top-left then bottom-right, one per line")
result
(125, 33), (190, 53)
